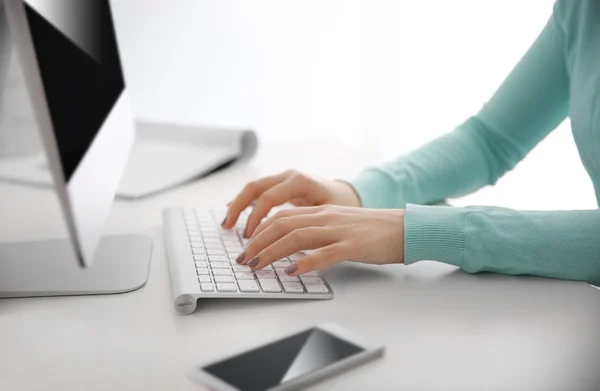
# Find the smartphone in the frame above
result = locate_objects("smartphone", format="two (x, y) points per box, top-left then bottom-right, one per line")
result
(186, 323), (384, 391)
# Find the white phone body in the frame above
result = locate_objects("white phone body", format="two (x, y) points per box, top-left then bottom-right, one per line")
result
(186, 323), (384, 391)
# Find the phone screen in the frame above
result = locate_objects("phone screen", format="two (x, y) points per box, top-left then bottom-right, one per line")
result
(202, 328), (364, 391)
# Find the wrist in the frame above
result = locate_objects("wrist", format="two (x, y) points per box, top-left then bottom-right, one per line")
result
(333, 180), (362, 207)
(390, 208), (406, 264)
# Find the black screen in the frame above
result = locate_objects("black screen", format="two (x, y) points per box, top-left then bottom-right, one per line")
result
(24, 0), (124, 181)
(203, 328), (364, 391)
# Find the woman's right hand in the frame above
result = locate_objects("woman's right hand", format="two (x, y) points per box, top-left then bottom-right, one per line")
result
(222, 170), (361, 238)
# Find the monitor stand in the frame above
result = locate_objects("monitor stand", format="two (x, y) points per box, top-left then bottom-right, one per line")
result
(0, 235), (152, 298)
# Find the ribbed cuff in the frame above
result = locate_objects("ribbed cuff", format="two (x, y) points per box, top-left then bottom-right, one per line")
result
(404, 204), (466, 267)
(349, 169), (397, 209)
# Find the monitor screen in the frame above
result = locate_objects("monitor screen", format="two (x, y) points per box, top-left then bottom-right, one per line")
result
(24, 0), (124, 181)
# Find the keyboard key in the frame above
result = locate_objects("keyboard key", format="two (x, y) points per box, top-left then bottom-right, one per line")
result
(259, 278), (282, 293)
(198, 275), (212, 283)
(282, 282), (304, 293)
(193, 255), (206, 261)
(300, 277), (324, 285)
(279, 275), (299, 282)
(190, 241), (204, 248)
(196, 268), (210, 275)
(192, 249), (205, 255)
(232, 265), (252, 272)
(289, 253), (304, 261)
(300, 271), (320, 277)
(215, 276), (235, 283)
(273, 259), (291, 268)
(208, 255), (228, 262)
(213, 269), (232, 276)
(195, 261), (208, 269)
(206, 246), (225, 253)
(217, 283), (237, 292)
(235, 272), (255, 280)
(305, 284), (329, 293)
(210, 262), (230, 269)
(255, 270), (276, 278)
(202, 237), (222, 243)
(227, 252), (242, 259)
(275, 268), (288, 276)
(238, 280), (260, 292)
(191, 246), (205, 253)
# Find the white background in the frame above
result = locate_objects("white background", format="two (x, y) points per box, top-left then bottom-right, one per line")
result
(112, 0), (597, 210)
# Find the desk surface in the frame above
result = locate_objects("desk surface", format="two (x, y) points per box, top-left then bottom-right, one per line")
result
(2, 140), (600, 391)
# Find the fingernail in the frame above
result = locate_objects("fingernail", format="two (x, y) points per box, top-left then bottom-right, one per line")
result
(247, 257), (260, 268)
(285, 264), (298, 275)
(235, 251), (246, 264)
(243, 228), (249, 238)
(221, 218), (227, 227)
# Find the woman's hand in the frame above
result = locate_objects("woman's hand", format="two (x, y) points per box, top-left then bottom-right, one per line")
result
(222, 170), (361, 238)
(236, 205), (405, 276)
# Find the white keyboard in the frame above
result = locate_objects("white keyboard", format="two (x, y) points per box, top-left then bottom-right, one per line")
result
(163, 208), (334, 314)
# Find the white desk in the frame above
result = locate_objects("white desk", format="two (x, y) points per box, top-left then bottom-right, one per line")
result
(2, 140), (600, 391)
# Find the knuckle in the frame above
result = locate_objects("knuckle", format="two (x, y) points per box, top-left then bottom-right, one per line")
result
(322, 245), (338, 257)
(344, 240), (358, 253)
(292, 227), (310, 242)
(316, 205), (329, 213)
(272, 217), (291, 233)
(273, 210), (288, 220)
(257, 194), (274, 208)
(290, 171), (306, 181)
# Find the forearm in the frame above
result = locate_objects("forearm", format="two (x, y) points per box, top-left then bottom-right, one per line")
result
(351, 10), (569, 209)
(351, 116), (516, 208)
(404, 204), (600, 286)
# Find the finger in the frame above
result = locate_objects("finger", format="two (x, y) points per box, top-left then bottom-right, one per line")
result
(290, 198), (310, 207)
(284, 243), (348, 276)
(246, 227), (337, 270)
(244, 179), (310, 237)
(223, 172), (289, 229)
(241, 214), (328, 263)
(252, 206), (327, 239)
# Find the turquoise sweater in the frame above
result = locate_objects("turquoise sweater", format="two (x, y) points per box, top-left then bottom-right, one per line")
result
(350, 0), (600, 286)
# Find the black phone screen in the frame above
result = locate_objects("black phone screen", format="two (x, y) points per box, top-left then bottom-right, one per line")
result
(202, 328), (364, 391)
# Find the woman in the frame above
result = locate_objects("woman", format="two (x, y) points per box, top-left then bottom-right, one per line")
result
(222, 0), (600, 285)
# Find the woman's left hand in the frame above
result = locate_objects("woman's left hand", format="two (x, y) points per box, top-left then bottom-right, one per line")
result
(236, 205), (406, 276)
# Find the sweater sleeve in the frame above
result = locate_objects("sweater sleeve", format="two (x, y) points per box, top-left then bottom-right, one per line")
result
(404, 204), (600, 286)
(350, 10), (569, 209)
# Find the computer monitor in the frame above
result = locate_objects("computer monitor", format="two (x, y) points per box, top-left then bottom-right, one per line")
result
(0, 0), (151, 298)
